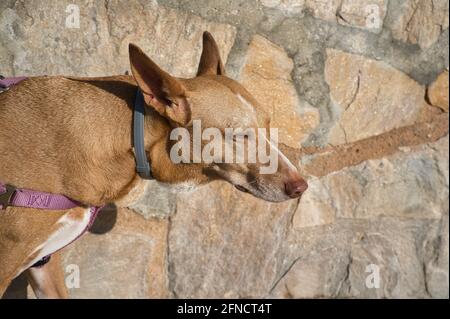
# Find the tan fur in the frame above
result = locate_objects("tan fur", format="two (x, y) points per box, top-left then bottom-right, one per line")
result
(26, 252), (69, 299)
(0, 32), (307, 298)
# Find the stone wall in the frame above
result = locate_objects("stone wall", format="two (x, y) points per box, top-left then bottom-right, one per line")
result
(1, 0), (448, 298)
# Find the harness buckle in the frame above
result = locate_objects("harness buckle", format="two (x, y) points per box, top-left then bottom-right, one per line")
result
(0, 184), (16, 210)
(0, 75), (9, 94)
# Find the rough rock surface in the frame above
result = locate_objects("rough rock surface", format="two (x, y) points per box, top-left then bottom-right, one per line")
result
(168, 182), (297, 298)
(277, 136), (449, 298)
(239, 35), (320, 147)
(2, 0), (449, 299)
(260, 0), (305, 17)
(62, 207), (170, 299)
(260, 0), (388, 33)
(389, 0), (449, 49)
(272, 217), (447, 298)
(325, 49), (432, 145)
(0, 0), (236, 77)
(336, 0), (388, 33)
(428, 70), (449, 112)
(128, 181), (177, 219)
(295, 135), (449, 226)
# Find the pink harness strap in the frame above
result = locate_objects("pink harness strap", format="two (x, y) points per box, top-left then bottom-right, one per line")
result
(0, 183), (80, 210)
(0, 76), (27, 90)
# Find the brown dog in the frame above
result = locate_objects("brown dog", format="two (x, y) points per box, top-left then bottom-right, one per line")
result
(0, 32), (307, 298)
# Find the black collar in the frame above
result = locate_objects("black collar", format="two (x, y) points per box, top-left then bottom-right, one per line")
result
(133, 89), (153, 179)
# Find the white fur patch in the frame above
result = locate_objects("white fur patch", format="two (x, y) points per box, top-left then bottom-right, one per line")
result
(17, 209), (92, 275)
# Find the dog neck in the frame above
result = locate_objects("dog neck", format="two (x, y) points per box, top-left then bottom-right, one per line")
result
(87, 76), (212, 203)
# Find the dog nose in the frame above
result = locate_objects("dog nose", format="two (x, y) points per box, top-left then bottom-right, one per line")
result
(285, 178), (308, 198)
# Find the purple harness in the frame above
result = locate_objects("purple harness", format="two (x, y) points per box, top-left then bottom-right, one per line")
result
(0, 76), (103, 268)
(0, 76), (27, 91)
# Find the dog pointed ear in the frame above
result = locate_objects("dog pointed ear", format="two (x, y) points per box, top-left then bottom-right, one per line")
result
(197, 31), (225, 76)
(129, 43), (191, 126)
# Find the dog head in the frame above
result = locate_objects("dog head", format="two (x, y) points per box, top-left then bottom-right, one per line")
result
(129, 32), (307, 202)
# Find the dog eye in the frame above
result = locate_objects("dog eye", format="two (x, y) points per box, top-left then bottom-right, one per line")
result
(165, 98), (178, 107)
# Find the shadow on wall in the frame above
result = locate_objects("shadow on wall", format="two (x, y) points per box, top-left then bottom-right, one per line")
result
(2, 204), (119, 299)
